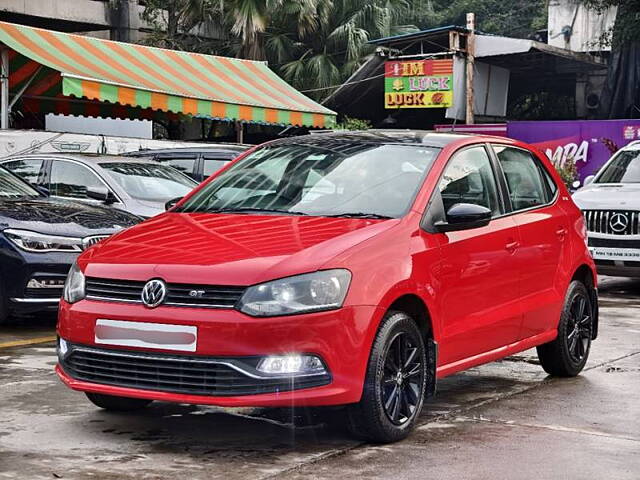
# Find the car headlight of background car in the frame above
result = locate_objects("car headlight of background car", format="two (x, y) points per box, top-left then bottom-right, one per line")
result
(4, 228), (83, 253)
(238, 269), (351, 317)
(63, 261), (86, 304)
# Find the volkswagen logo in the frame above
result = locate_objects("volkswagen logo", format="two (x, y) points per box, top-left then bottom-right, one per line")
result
(609, 213), (629, 233)
(141, 279), (167, 308)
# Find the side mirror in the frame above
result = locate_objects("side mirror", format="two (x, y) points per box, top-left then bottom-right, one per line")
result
(86, 186), (116, 204)
(571, 180), (581, 190)
(583, 175), (595, 186)
(165, 196), (183, 211)
(435, 203), (492, 233)
(36, 185), (50, 197)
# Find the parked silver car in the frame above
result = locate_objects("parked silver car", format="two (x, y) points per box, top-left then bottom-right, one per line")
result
(573, 141), (640, 277)
(0, 154), (198, 218)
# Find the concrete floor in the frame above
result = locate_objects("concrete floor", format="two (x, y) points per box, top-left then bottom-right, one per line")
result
(0, 277), (638, 480)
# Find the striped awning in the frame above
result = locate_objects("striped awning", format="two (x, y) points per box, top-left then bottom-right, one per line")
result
(0, 21), (336, 128)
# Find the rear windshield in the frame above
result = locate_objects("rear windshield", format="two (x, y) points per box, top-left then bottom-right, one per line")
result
(596, 150), (640, 183)
(100, 162), (196, 202)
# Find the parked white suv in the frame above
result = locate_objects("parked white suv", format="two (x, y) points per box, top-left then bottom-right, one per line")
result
(573, 141), (640, 277)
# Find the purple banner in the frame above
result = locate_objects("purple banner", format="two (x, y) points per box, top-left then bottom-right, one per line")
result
(507, 120), (640, 181)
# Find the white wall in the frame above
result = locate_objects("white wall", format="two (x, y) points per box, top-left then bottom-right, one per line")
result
(548, 0), (617, 52)
(45, 114), (152, 139)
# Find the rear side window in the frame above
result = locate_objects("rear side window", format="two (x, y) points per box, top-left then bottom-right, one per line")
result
(493, 146), (555, 211)
(202, 159), (229, 177)
(439, 146), (502, 216)
(156, 156), (197, 180)
(2, 159), (43, 185)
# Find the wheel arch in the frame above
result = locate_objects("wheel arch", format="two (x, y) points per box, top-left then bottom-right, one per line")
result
(385, 293), (437, 398)
(570, 263), (599, 340)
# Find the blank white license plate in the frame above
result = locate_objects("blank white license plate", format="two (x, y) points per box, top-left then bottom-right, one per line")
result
(589, 247), (640, 261)
(95, 319), (197, 352)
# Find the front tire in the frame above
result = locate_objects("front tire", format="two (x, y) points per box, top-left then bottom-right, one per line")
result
(347, 311), (427, 443)
(537, 281), (593, 377)
(85, 392), (152, 411)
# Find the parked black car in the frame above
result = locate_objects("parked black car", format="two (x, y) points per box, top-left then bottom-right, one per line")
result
(0, 154), (198, 218)
(125, 145), (250, 182)
(0, 166), (140, 323)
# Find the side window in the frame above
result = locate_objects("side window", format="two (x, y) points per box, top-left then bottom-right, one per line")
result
(2, 159), (44, 185)
(202, 159), (229, 177)
(50, 161), (104, 199)
(159, 157), (197, 179)
(439, 147), (502, 216)
(494, 146), (553, 211)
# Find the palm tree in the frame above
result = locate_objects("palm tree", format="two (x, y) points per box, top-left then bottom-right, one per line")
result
(264, 0), (418, 100)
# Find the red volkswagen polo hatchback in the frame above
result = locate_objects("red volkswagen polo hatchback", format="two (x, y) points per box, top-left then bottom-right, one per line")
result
(57, 131), (598, 443)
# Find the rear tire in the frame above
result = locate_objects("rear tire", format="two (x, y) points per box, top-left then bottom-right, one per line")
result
(347, 311), (426, 443)
(85, 392), (152, 411)
(537, 281), (593, 377)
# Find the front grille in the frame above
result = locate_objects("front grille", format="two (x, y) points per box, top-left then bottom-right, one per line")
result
(82, 235), (110, 250)
(61, 344), (331, 396)
(85, 277), (246, 308)
(583, 210), (640, 235)
(588, 237), (640, 249)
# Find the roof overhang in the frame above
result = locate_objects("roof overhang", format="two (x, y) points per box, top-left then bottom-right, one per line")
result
(0, 20), (336, 128)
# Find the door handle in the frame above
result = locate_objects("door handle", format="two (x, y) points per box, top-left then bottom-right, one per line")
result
(505, 241), (519, 254)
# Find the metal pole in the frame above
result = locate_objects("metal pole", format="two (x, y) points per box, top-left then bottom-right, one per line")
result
(235, 120), (244, 143)
(1, 48), (9, 129)
(465, 13), (476, 125)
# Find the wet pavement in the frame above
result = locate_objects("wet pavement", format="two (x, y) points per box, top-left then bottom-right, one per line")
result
(0, 277), (638, 479)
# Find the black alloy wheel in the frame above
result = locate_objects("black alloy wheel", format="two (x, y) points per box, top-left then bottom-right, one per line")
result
(347, 311), (427, 443)
(566, 292), (592, 364)
(381, 331), (424, 425)
(537, 280), (594, 377)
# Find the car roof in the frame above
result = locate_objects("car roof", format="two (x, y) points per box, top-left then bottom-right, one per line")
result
(125, 145), (250, 156)
(269, 130), (492, 149)
(1, 153), (167, 164)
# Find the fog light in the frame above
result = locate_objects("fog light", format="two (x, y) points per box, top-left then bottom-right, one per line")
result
(57, 337), (68, 358)
(27, 278), (65, 289)
(257, 355), (327, 375)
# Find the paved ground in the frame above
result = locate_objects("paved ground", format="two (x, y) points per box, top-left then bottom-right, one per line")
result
(0, 277), (638, 480)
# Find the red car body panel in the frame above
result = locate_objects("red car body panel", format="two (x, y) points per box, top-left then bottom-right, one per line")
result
(57, 134), (596, 407)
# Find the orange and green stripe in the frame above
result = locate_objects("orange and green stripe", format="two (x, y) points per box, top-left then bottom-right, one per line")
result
(0, 20), (336, 128)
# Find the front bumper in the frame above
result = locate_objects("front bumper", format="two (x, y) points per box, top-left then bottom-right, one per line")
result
(1, 242), (76, 315)
(57, 299), (382, 407)
(588, 235), (640, 278)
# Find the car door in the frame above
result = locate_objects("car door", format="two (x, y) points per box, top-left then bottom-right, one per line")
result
(430, 145), (522, 366)
(491, 144), (568, 340)
(48, 159), (114, 204)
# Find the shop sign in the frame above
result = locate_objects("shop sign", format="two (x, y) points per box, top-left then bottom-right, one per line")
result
(384, 59), (454, 109)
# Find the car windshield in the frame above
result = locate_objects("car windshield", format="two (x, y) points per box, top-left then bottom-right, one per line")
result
(100, 162), (197, 202)
(596, 150), (640, 183)
(0, 166), (41, 199)
(175, 142), (439, 218)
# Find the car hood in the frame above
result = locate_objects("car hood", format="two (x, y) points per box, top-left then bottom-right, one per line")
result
(0, 197), (140, 238)
(121, 198), (167, 219)
(82, 212), (399, 285)
(572, 183), (640, 210)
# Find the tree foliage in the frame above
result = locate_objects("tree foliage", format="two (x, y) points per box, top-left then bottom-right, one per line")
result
(582, 0), (640, 47)
(140, 0), (549, 98)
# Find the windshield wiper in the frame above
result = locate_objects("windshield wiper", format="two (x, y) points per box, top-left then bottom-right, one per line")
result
(324, 212), (394, 219)
(181, 206), (311, 216)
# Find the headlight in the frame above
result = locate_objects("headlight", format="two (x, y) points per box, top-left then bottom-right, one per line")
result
(63, 261), (86, 304)
(4, 228), (83, 253)
(238, 269), (351, 317)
